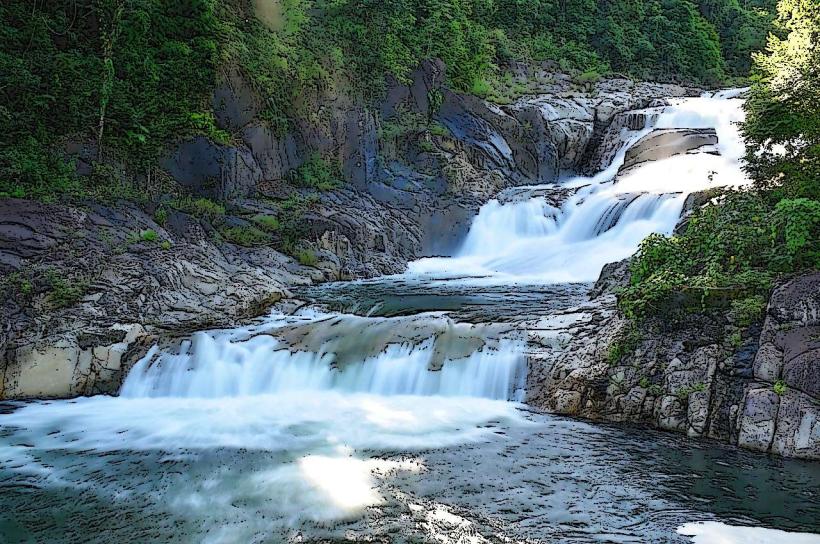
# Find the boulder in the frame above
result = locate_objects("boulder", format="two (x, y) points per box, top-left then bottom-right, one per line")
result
(619, 128), (718, 175)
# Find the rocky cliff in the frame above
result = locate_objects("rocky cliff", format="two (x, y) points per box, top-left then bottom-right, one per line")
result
(527, 267), (820, 461)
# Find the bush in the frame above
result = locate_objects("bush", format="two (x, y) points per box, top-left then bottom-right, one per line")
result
(140, 229), (159, 242)
(170, 197), (226, 223)
(288, 154), (341, 191)
(728, 296), (767, 327)
(154, 208), (168, 226)
(45, 270), (87, 309)
(773, 380), (787, 396)
(608, 324), (642, 365)
(252, 214), (280, 232)
(616, 190), (808, 322)
(296, 248), (318, 267)
(219, 225), (270, 247)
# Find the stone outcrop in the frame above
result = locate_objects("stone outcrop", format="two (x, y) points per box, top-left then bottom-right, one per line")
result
(527, 267), (820, 460)
(0, 198), (315, 399)
(737, 274), (820, 458)
(618, 127), (718, 176)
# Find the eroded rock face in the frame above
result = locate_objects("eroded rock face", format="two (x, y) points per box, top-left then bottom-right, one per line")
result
(738, 274), (820, 458)
(0, 199), (315, 399)
(528, 268), (820, 460)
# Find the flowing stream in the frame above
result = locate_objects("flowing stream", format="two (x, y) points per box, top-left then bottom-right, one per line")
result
(1, 91), (818, 543)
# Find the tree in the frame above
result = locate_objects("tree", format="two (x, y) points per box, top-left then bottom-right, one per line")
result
(742, 0), (820, 199)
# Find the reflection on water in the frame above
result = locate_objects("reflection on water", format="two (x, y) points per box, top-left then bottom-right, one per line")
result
(293, 276), (591, 322)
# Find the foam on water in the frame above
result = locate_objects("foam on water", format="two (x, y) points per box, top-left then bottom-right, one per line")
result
(409, 91), (749, 283)
(0, 310), (528, 526)
(0, 392), (524, 526)
(120, 312), (527, 401)
(678, 522), (820, 544)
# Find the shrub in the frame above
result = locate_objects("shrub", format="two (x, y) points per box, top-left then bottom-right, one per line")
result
(289, 154), (341, 191)
(170, 197), (226, 223)
(219, 225), (270, 247)
(252, 215), (280, 232)
(676, 382), (707, 401)
(154, 208), (168, 226)
(161, 240), (172, 250)
(140, 229), (159, 242)
(608, 324), (642, 365)
(773, 380), (787, 396)
(576, 69), (601, 85)
(429, 123), (451, 138)
(728, 296), (767, 327)
(296, 249), (318, 267)
(45, 270), (87, 309)
(616, 190), (813, 323)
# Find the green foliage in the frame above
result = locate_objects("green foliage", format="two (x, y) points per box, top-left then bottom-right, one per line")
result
(0, 0), (221, 199)
(742, 0), (820, 200)
(161, 240), (172, 250)
(608, 324), (642, 365)
(771, 198), (820, 267)
(289, 154), (341, 191)
(154, 207), (168, 226)
(576, 69), (602, 86)
(0, 0), (779, 206)
(45, 270), (87, 309)
(729, 295), (767, 326)
(773, 379), (787, 395)
(618, 191), (790, 321)
(276, 195), (316, 254)
(219, 225), (270, 247)
(252, 215), (281, 232)
(169, 196), (226, 222)
(620, 1), (818, 325)
(676, 382), (707, 400)
(140, 229), (159, 242)
(296, 248), (319, 266)
(728, 330), (743, 348)
(638, 376), (664, 396)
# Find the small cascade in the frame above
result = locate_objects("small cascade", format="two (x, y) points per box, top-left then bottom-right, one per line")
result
(121, 313), (527, 401)
(409, 91), (748, 283)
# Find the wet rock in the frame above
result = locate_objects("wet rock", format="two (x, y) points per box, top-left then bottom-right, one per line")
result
(619, 128), (718, 176)
(658, 395), (687, 432)
(0, 199), (314, 399)
(529, 265), (820, 460)
(737, 388), (779, 452)
(589, 258), (630, 299)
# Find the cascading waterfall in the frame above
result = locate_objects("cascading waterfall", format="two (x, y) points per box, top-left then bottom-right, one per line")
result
(118, 91), (748, 405)
(120, 312), (527, 401)
(409, 90), (748, 283)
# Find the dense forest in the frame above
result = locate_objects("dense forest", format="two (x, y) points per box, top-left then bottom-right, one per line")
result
(1, 0), (776, 200)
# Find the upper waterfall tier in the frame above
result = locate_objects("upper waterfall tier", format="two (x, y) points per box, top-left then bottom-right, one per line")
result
(408, 91), (748, 284)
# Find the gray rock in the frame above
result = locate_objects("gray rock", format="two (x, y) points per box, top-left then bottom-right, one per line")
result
(619, 128), (718, 176)
(737, 388), (779, 452)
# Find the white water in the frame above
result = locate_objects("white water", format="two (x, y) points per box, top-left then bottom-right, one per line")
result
(410, 90), (749, 283)
(0, 310), (529, 526)
(120, 311), (526, 401)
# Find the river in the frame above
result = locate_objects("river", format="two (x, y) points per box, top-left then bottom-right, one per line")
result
(1, 91), (818, 543)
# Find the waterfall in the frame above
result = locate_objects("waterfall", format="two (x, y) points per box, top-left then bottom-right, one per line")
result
(409, 91), (748, 283)
(120, 313), (527, 401)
